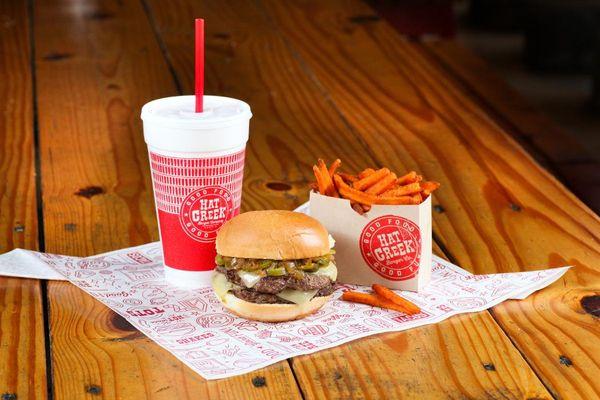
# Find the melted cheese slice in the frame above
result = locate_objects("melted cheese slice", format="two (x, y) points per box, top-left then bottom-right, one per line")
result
(276, 288), (319, 304)
(238, 270), (262, 288)
(312, 262), (337, 281)
(212, 272), (233, 300)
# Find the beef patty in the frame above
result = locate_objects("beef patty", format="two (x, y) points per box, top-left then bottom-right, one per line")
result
(232, 285), (335, 304)
(232, 289), (293, 304)
(217, 266), (333, 293)
(217, 266), (335, 304)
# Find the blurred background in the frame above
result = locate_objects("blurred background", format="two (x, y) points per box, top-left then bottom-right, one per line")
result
(370, 0), (600, 213)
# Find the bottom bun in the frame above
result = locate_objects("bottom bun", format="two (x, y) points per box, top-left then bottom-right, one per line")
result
(218, 292), (331, 322)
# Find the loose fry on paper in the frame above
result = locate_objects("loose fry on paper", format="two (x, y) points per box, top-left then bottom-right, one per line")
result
(341, 291), (419, 314)
(372, 284), (421, 314)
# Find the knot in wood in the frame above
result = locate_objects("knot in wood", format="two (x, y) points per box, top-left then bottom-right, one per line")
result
(75, 186), (104, 198)
(252, 376), (266, 387)
(266, 182), (292, 191)
(85, 385), (102, 395)
(581, 295), (600, 317)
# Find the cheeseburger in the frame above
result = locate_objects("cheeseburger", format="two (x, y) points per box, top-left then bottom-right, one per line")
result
(212, 210), (337, 322)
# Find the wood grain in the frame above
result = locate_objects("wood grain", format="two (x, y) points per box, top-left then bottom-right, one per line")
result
(33, 0), (300, 398)
(259, 0), (600, 398)
(0, 0), (47, 399)
(144, 0), (379, 213)
(291, 245), (552, 400)
(48, 282), (301, 400)
(145, 1), (551, 398)
(423, 40), (600, 212)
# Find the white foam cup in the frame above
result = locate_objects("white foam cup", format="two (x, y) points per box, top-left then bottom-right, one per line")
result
(141, 95), (252, 288)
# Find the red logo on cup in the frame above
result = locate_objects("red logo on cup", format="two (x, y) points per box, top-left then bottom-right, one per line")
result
(179, 186), (234, 242)
(359, 215), (421, 281)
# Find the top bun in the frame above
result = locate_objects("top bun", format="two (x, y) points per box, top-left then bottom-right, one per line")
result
(216, 210), (330, 259)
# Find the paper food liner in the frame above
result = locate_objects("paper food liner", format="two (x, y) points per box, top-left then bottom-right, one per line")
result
(0, 203), (569, 380)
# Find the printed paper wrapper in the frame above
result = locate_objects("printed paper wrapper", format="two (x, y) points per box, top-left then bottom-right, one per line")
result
(310, 191), (431, 291)
(0, 241), (568, 380)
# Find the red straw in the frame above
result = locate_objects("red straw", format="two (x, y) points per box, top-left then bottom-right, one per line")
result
(195, 18), (204, 113)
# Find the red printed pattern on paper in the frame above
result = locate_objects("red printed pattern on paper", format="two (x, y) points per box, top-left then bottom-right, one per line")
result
(359, 215), (421, 281)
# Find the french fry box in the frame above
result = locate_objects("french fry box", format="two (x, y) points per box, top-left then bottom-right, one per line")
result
(309, 191), (432, 291)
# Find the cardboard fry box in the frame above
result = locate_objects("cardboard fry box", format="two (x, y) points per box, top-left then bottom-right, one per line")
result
(309, 191), (432, 291)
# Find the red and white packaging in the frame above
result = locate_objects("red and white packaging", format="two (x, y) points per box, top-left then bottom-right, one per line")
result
(141, 95), (252, 288)
(309, 191), (431, 291)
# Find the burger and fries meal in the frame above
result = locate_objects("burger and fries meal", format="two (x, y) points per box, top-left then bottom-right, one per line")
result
(211, 158), (430, 322)
(312, 158), (440, 214)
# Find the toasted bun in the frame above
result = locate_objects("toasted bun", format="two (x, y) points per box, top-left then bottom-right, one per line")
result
(218, 292), (330, 322)
(216, 210), (329, 259)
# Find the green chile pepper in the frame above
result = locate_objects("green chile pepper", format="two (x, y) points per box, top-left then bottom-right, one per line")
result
(266, 266), (286, 276)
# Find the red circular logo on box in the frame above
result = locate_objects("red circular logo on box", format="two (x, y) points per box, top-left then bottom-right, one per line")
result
(179, 186), (234, 242)
(359, 215), (421, 281)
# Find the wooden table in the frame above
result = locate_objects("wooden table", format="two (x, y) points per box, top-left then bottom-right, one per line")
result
(1, 0), (599, 399)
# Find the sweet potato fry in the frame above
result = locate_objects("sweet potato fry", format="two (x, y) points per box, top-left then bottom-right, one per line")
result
(338, 172), (358, 183)
(396, 171), (418, 185)
(366, 172), (397, 195)
(315, 158), (439, 213)
(372, 284), (421, 314)
(312, 165), (327, 195)
(374, 195), (417, 205)
(318, 159), (339, 197)
(334, 174), (378, 205)
(341, 291), (419, 314)
(421, 181), (440, 196)
(351, 202), (365, 215)
(328, 159), (341, 177)
(335, 174), (419, 205)
(381, 182), (422, 197)
(353, 168), (390, 191)
(358, 168), (375, 179)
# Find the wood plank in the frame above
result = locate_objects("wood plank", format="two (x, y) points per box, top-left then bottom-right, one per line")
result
(144, 0), (379, 210)
(0, 1), (47, 399)
(423, 40), (600, 212)
(259, 0), (600, 398)
(145, 1), (552, 398)
(33, 0), (300, 398)
(291, 245), (552, 400)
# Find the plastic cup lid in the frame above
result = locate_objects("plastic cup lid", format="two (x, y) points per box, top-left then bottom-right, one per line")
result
(141, 95), (252, 130)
